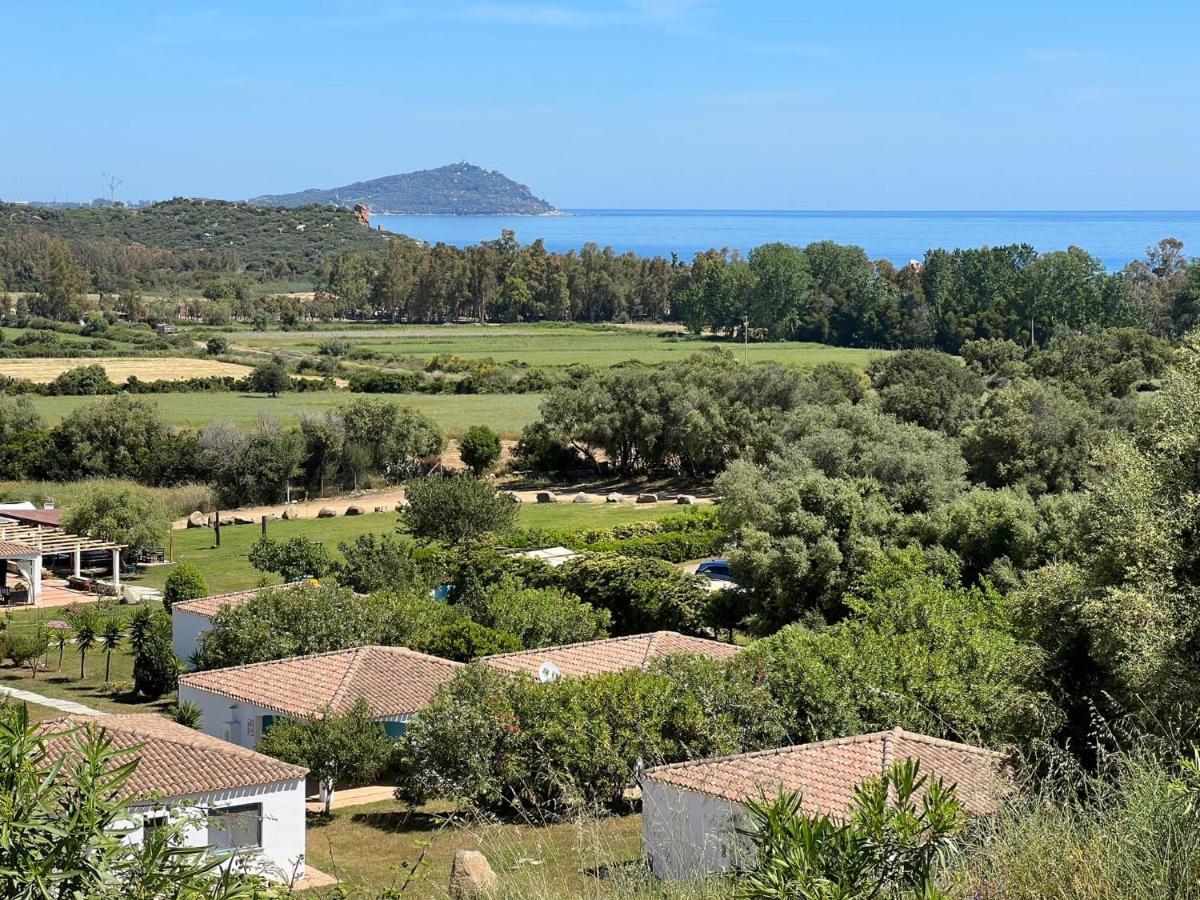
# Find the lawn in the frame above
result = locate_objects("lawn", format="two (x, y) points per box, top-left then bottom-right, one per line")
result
(228, 322), (881, 369)
(305, 799), (711, 899)
(0, 600), (172, 715)
(132, 504), (693, 595)
(28, 391), (544, 438)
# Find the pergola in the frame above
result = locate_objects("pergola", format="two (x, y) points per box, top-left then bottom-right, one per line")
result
(0, 523), (125, 606)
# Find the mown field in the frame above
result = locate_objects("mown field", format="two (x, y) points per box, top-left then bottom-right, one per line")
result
(226, 322), (881, 369)
(0, 357), (253, 383)
(28, 391), (544, 437)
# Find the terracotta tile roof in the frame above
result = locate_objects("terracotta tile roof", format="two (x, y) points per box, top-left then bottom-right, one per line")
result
(0, 508), (62, 527)
(643, 728), (1005, 818)
(179, 646), (464, 718)
(38, 714), (306, 802)
(172, 587), (273, 620)
(0, 541), (39, 558)
(481, 631), (742, 679)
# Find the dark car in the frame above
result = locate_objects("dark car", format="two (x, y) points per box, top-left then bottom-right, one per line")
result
(696, 559), (734, 582)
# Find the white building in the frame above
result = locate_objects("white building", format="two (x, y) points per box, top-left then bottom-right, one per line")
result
(172, 588), (272, 668)
(41, 714), (308, 883)
(641, 728), (1005, 882)
(178, 645), (464, 750)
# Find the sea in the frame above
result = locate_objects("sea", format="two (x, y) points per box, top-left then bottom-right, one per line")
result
(372, 210), (1200, 272)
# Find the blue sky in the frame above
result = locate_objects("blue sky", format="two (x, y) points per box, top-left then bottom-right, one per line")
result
(5, 1), (1199, 209)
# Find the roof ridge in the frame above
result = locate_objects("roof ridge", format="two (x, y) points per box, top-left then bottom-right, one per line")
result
(329, 646), (369, 711)
(478, 631), (670, 661)
(891, 727), (1007, 760)
(640, 633), (659, 669)
(179, 645), (366, 681)
(644, 730), (897, 777)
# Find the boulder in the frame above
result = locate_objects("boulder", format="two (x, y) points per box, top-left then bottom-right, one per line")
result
(231, 515), (255, 526)
(636, 493), (659, 504)
(281, 505), (299, 520)
(605, 492), (623, 503)
(186, 511), (207, 528)
(449, 850), (498, 899)
(504, 491), (523, 505)
(676, 494), (697, 505)
(344, 505), (366, 516)
(572, 492), (592, 504)
(316, 507), (337, 519)
(375, 505), (389, 513)
(536, 491), (557, 504)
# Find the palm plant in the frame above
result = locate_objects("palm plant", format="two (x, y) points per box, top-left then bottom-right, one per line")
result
(99, 619), (125, 683)
(126, 606), (153, 655)
(72, 611), (99, 680)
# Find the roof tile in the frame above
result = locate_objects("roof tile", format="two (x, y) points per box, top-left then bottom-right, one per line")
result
(481, 631), (741, 679)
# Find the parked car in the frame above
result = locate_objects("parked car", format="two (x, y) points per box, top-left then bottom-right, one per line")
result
(696, 559), (735, 586)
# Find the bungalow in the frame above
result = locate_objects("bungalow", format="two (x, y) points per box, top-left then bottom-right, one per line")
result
(40, 714), (308, 883)
(177, 645), (464, 749)
(172, 588), (272, 668)
(480, 630), (742, 681)
(640, 727), (1005, 882)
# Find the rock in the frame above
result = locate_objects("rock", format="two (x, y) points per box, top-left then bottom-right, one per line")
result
(449, 850), (498, 899)
(375, 505), (389, 513)
(344, 505), (366, 516)
(636, 493), (659, 504)
(231, 515), (255, 526)
(353, 202), (371, 227)
(186, 511), (207, 528)
(316, 507), (337, 518)
(536, 491), (557, 504)
(572, 492), (591, 504)
(676, 494), (697, 505)
(281, 505), (299, 520)
(605, 492), (623, 503)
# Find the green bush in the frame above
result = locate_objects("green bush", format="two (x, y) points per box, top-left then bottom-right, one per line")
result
(418, 621), (522, 662)
(460, 577), (610, 648)
(458, 425), (502, 475)
(248, 536), (333, 582)
(555, 553), (710, 636)
(401, 475), (518, 545)
(162, 562), (208, 611)
(131, 612), (178, 699)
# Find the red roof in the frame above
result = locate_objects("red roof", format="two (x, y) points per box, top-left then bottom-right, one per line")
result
(0, 508), (61, 527)
(643, 728), (1005, 818)
(481, 631), (742, 679)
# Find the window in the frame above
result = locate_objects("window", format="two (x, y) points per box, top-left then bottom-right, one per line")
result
(246, 717), (257, 738)
(208, 802), (263, 851)
(383, 720), (407, 739)
(141, 809), (170, 842)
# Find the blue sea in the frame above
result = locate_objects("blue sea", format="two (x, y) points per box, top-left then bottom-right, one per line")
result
(372, 210), (1200, 271)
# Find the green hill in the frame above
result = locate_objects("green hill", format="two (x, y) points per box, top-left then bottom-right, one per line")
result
(249, 162), (557, 215)
(0, 198), (390, 270)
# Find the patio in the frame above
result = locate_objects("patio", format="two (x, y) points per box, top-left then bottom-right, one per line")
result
(0, 523), (125, 609)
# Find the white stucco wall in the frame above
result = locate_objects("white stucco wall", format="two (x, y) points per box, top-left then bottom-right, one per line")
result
(125, 778), (306, 882)
(172, 610), (212, 669)
(177, 684), (280, 750)
(641, 779), (753, 881)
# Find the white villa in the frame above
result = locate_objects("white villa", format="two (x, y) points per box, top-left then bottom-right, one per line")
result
(41, 714), (309, 883)
(172, 588), (272, 668)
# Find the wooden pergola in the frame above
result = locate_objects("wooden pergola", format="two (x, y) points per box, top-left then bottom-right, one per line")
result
(0, 523), (125, 606)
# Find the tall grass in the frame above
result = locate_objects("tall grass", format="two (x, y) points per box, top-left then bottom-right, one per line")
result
(0, 479), (215, 518)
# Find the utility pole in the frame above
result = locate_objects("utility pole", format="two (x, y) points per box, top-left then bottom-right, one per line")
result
(743, 316), (749, 365)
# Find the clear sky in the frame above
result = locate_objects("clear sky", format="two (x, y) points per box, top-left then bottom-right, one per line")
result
(5, 1), (1198, 210)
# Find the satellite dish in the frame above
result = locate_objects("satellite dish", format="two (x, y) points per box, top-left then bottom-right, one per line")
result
(538, 661), (561, 683)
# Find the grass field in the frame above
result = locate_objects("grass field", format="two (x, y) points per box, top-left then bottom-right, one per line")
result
(27, 391), (544, 437)
(305, 800), (710, 899)
(228, 322), (881, 369)
(0, 357), (253, 384)
(132, 504), (691, 595)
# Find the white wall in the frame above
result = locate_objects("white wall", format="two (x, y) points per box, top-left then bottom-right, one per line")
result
(126, 779), (306, 882)
(641, 779), (753, 881)
(172, 610), (211, 669)
(177, 684), (279, 750)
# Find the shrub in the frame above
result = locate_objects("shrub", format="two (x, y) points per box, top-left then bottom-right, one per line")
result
(401, 475), (518, 545)
(332, 533), (439, 595)
(162, 562), (208, 611)
(418, 621), (522, 662)
(131, 612), (179, 699)
(247, 360), (291, 397)
(460, 577), (610, 648)
(205, 336), (230, 355)
(4, 631), (48, 676)
(169, 700), (203, 729)
(248, 536), (333, 582)
(555, 553), (710, 635)
(458, 425), (502, 475)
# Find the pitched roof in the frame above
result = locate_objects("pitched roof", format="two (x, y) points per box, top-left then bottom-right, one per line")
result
(179, 646), (464, 718)
(0, 507), (61, 528)
(38, 714), (306, 802)
(643, 727), (1005, 818)
(0, 541), (39, 558)
(481, 631), (742, 679)
(172, 587), (272, 620)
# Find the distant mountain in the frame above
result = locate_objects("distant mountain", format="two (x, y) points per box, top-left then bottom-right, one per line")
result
(249, 162), (558, 215)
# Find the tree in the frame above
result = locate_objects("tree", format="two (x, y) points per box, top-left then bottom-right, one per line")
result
(460, 577), (610, 648)
(255, 699), (391, 813)
(418, 620), (522, 662)
(555, 554), (710, 636)
(331, 533), (438, 594)
(46, 364), (117, 396)
(0, 706), (267, 898)
(870, 350), (984, 435)
(458, 425), (502, 475)
(163, 562), (208, 611)
(49, 395), (191, 485)
(248, 536), (333, 583)
(99, 618), (124, 684)
(131, 612), (179, 699)
(5, 631), (49, 679)
(401, 475), (518, 545)
(248, 360), (291, 397)
(60, 482), (172, 555)
(737, 760), (965, 899)
(127, 605), (154, 656)
(71, 609), (99, 680)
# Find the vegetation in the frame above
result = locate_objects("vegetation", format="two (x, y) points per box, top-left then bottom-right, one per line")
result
(162, 561), (208, 610)
(400, 475), (518, 544)
(458, 424), (503, 474)
(60, 481), (173, 554)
